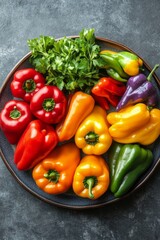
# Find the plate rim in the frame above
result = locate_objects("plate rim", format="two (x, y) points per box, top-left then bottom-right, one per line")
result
(0, 36), (160, 209)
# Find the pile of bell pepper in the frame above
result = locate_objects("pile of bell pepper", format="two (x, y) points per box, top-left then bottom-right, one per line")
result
(0, 48), (160, 201)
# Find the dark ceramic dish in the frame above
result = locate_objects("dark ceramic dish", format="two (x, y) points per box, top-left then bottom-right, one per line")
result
(0, 37), (160, 209)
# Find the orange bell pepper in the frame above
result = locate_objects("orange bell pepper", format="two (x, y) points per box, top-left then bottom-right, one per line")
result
(32, 142), (80, 194)
(56, 91), (95, 142)
(72, 155), (110, 200)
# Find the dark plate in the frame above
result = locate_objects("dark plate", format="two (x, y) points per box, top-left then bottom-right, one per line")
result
(0, 37), (160, 209)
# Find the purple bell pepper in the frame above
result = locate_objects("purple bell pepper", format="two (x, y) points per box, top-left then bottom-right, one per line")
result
(116, 64), (159, 111)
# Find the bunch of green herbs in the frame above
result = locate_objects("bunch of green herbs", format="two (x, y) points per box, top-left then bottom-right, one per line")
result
(27, 29), (105, 93)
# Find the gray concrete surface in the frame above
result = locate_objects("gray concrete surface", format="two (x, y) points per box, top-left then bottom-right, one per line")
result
(0, 0), (160, 239)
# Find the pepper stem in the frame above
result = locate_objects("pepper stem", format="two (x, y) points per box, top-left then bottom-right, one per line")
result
(147, 64), (159, 81)
(83, 176), (98, 199)
(23, 79), (36, 92)
(10, 106), (21, 119)
(42, 98), (55, 112)
(84, 131), (99, 145)
(44, 169), (60, 183)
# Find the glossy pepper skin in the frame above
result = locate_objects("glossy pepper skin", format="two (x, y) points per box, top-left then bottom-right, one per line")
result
(72, 155), (110, 199)
(10, 68), (45, 102)
(100, 53), (128, 82)
(91, 93), (110, 110)
(107, 103), (160, 145)
(100, 50), (143, 80)
(108, 142), (123, 181)
(116, 64), (159, 111)
(56, 91), (95, 142)
(75, 105), (112, 155)
(113, 51), (143, 76)
(14, 119), (58, 170)
(0, 100), (33, 144)
(32, 142), (80, 194)
(108, 142), (153, 197)
(30, 85), (67, 124)
(91, 77), (126, 110)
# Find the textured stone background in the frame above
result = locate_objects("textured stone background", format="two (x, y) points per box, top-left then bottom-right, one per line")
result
(0, 0), (160, 239)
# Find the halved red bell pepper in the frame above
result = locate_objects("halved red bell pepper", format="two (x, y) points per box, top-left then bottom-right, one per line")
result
(91, 77), (126, 110)
(14, 119), (58, 170)
(30, 86), (67, 124)
(10, 68), (45, 102)
(0, 100), (33, 144)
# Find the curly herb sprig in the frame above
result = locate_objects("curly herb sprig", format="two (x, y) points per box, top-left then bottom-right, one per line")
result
(27, 29), (105, 93)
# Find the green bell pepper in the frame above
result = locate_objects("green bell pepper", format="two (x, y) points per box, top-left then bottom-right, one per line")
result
(108, 142), (153, 198)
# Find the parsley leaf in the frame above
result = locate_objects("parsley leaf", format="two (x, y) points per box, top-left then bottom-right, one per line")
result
(27, 29), (105, 92)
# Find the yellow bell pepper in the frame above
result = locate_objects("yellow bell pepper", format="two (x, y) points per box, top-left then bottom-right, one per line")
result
(72, 155), (110, 200)
(107, 103), (150, 138)
(75, 105), (112, 155)
(107, 103), (160, 145)
(123, 58), (143, 76)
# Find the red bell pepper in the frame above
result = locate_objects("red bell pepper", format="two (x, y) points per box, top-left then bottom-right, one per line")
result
(91, 77), (126, 110)
(14, 119), (58, 170)
(10, 68), (45, 102)
(0, 100), (33, 144)
(30, 86), (67, 124)
(91, 93), (110, 110)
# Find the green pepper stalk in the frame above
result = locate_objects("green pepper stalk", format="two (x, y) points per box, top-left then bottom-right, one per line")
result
(84, 131), (99, 145)
(44, 169), (60, 183)
(83, 176), (98, 199)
